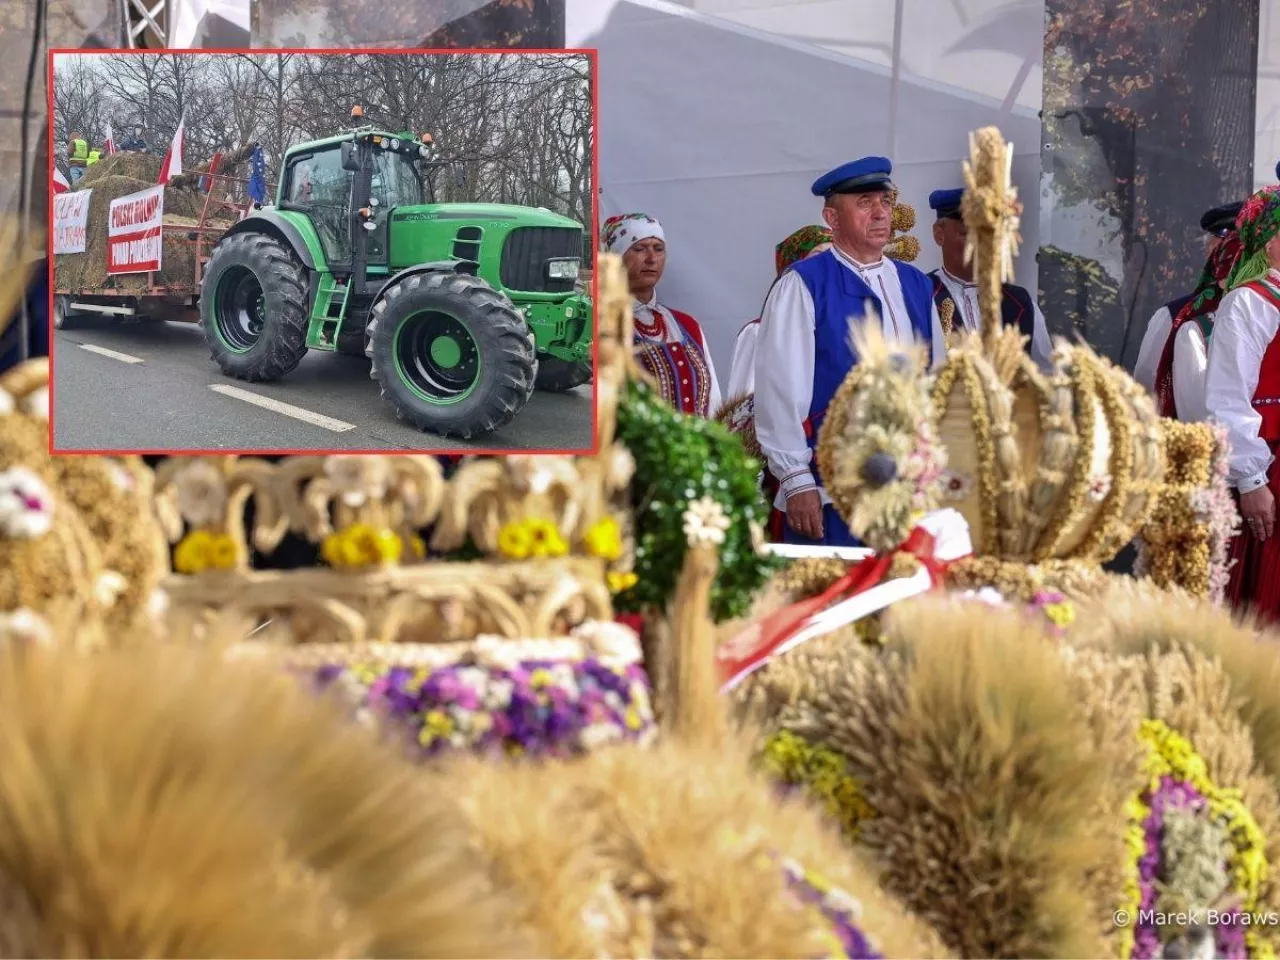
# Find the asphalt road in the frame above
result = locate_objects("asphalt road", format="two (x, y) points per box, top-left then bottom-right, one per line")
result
(52, 315), (594, 453)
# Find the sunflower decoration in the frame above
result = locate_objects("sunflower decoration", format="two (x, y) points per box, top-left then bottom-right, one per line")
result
(815, 319), (946, 553)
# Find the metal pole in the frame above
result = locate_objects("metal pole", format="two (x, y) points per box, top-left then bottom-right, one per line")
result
(887, 0), (905, 158)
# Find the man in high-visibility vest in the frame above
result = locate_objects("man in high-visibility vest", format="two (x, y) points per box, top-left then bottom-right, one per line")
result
(66, 132), (89, 184)
(86, 147), (103, 166)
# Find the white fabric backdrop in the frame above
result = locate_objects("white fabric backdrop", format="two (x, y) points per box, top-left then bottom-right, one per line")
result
(1257, 0), (1280, 191)
(572, 0), (1044, 376)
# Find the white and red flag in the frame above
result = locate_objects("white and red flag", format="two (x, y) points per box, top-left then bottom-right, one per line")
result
(104, 123), (117, 155)
(52, 167), (70, 195)
(156, 115), (185, 185)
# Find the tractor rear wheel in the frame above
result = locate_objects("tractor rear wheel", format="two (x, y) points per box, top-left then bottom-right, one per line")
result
(534, 356), (592, 393)
(201, 232), (309, 382)
(53, 296), (82, 331)
(366, 271), (536, 438)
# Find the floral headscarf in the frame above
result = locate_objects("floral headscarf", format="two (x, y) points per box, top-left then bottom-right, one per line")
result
(1154, 231), (1243, 417)
(1226, 186), (1280, 291)
(775, 225), (832, 276)
(601, 213), (664, 256)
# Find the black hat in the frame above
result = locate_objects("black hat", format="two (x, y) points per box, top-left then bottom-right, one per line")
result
(1199, 201), (1243, 237)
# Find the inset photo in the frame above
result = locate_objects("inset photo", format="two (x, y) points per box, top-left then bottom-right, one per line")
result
(49, 49), (595, 454)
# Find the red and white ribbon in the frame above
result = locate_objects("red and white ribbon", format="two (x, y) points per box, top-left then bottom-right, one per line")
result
(718, 509), (973, 692)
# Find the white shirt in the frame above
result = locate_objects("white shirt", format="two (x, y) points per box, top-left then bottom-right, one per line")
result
(1171, 319), (1211, 423)
(633, 293), (723, 417)
(1204, 277), (1280, 492)
(934, 267), (1054, 372)
(754, 247), (947, 508)
(1133, 304), (1175, 393)
(725, 321), (759, 399)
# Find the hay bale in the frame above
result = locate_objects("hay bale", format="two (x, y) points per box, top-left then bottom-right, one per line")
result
(54, 175), (231, 295)
(78, 152), (162, 188)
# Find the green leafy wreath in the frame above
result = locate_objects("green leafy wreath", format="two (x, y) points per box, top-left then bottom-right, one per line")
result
(614, 380), (782, 622)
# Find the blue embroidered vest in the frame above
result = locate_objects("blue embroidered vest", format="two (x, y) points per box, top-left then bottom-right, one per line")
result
(789, 251), (935, 464)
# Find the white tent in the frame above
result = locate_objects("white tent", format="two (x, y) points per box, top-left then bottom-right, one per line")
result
(574, 0), (1043, 375)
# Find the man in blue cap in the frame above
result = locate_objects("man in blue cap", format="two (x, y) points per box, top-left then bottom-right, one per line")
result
(755, 156), (946, 546)
(926, 187), (1053, 371)
(1133, 200), (1244, 401)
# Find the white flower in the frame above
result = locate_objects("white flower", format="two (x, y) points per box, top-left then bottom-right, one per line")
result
(939, 469), (972, 502)
(324, 455), (390, 507)
(572, 619), (642, 663)
(0, 467), (54, 539)
(95, 571), (128, 607)
(1086, 473), (1112, 503)
(749, 519), (768, 557)
(108, 462), (135, 491)
(174, 461), (228, 528)
(20, 387), (48, 420)
(505, 455), (555, 495)
(609, 446), (636, 487)
(0, 609), (51, 646)
(682, 496), (731, 546)
(958, 587), (1007, 607)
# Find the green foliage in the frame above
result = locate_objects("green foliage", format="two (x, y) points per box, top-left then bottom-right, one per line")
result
(614, 380), (782, 622)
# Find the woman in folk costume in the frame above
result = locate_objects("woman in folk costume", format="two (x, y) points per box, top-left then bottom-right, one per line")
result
(724, 225), (832, 399)
(1153, 227), (1244, 422)
(601, 213), (722, 418)
(1204, 185), (1280, 623)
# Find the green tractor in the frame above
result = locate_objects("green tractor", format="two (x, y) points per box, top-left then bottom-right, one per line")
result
(199, 118), (592, 439)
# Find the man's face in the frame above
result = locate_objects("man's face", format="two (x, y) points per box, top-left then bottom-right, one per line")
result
(824, 190), (893, 252)
(932, 216), (968, 274)
(623, 237), (666, 296)
(1265, 232), (1280, 269)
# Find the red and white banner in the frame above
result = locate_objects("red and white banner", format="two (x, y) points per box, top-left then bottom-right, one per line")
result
(53, 188), (92, 255)
(104, 123), (117, 156)
(52, 167), (70, 196)
(157, 115), (185, 186)
(107, 185), (165, 275)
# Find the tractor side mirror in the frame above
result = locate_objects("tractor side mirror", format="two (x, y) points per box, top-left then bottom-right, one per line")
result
(453, 165), (467, 188)
(340, 142), (360, 172)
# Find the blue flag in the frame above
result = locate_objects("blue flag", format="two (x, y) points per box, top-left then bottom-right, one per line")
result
(247, 144), (267, 205)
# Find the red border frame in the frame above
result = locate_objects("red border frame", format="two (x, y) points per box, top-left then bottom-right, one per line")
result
(46, 47), (600, 459)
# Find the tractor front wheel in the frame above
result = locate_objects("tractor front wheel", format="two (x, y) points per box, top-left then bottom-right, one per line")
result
(366, 272), (536, 438)
(534, 356), (592, 393)
(201, 232), (309, 382)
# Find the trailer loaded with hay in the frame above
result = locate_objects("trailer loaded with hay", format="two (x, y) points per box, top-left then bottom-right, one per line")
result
(53, 111), (594, 439)
(53, 147), (261, 330)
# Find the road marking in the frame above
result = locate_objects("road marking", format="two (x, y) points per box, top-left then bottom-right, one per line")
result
(80, 343), (144, 364)
(209, 384), (358, 433)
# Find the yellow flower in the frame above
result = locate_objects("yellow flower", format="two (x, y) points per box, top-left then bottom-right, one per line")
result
(419, 709), (455, 747)
(1042, 601), (1075, 628)
(526, 518), (568, 558)
(607, 571), (638, 593)
(529, 668), (553, 689)
(624, 705), (644, 730)
(173, 529), (217, 575)
(322, 524), (404, 569)
(209, 533), (239, 570)
(497, 521), (534, 559)
(583, 517), (624, 561)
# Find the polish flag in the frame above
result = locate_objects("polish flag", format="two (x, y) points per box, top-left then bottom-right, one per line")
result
(104, 123), (117, 155)
(157, 115), (185, 185)
(53, 167), (70, 195)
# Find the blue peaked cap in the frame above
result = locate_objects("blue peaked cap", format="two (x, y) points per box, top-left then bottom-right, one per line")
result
(928, 188), (964, 218)
(811, 156), (894, 197)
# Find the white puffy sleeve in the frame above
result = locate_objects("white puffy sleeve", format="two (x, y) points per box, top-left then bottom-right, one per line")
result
(1204, 287), (1280, 491)
(754, 270), (819, 501)
(1133, 305), (1173, 394)
(1171, 321), (1209, 423)
(725, 323), (758, 400)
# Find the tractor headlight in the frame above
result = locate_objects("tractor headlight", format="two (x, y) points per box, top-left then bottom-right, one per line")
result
(418, 145), (429, 158)
(390, 138), (401, 150)
(379, 139), (390, 149)
(547, 258), (580, 280)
